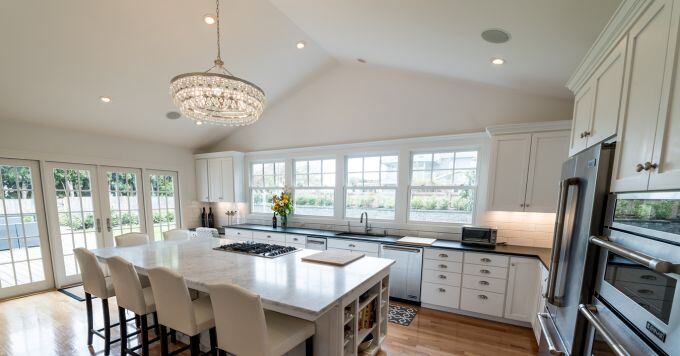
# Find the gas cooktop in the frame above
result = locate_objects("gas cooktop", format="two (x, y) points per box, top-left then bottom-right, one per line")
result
(213, 241), (299, 258)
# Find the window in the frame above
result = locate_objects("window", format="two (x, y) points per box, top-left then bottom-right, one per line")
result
(294, 159), (335, 216)
(149, 173), (178, 240)
(250, 161), (285, 214)
(409, 151), (477, 224)
(345, 155), (398, 220)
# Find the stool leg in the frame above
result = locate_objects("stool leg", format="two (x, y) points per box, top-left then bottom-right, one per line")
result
(190, 334), (200, 356)
(170, 329), (177, 343)
(140, 314), (149, 356)
(209, 327), (217, 355)
(102, 298), (111, 356)
(118, 307), (127, 356)
(159, 325), (169, 356)
(305, 336), (314, 356)
(85, 293), (94, 345)
(153, 312), (160, 337)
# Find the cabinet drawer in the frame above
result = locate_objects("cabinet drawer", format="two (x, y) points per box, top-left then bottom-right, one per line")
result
(460, 288), (505, 317)
(423, 270), (461, 287)
(421, 282), (460, 309)
(285, 234), (305, 245)
(423, 260), (463, 273)
(464, 252), (509, 267)
(462, 274), (507, 294)
(287, 242), (306, 250)
(424, 248), (463, 262)
(327, 238), (379, 253)
(224, 228), (252, 239)
(463, 263), (508, 279)
(252, 231), (286, 243)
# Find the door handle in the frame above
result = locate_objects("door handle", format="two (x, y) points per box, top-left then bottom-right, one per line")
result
(579, 305), (630, 356)
(545, 177), (579, 305)
(106, 218), (112, 232)
(537, 313), (565, 355)
(589, 236), (678, 273)
(95, 218), (102, 233)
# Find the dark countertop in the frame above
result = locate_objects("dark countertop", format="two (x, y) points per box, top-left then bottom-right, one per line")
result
(224, 224), (551, 269)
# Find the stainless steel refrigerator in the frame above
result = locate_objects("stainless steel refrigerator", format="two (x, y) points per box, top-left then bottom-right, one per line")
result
(537, 143), (614, 356)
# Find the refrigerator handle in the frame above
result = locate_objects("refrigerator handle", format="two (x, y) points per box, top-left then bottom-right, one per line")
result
(545, 177), (579, 305)
(537, 313), (565, 355)
(578, 304), (630, 356)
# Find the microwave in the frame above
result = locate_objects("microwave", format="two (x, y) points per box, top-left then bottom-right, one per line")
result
(461, 226), (497, 246)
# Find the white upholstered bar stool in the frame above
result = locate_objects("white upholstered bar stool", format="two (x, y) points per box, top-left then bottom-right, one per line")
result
(207, 283), (315, 356)
(107, 256), (160, 356)
(73, 248), (119, 356)
(147, 267), (217, 356)
(115, 233), (150, 247)
(162, 229), (191, 241)
(195, 227), (219, 239)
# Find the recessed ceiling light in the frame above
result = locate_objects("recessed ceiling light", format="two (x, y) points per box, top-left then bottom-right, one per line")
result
(491, 58), (505, 65)
(296, 41), (306, 49)
(99, 96), (111, 103)
(195, 121), (203, 125)
(166, 111), (181, 120)
(357, 58), (367, 63)
(203, 14), (216, 25)
(482, 29), (511, 44)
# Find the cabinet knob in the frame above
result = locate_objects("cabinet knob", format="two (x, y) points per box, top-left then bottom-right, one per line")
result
(520, 203), (525, 207)
(480, 269), (490, 274)
(584, 131), (591, 137)
(438, 264), (448, 269)
(643, 162), (658, 171)
(480, 258), (491, 263)
(579, 132), (584, 138)
(479, 280), (490, 286)
(438, 288), (446, 293)
(438, 274), (447, 279)
(525, 203), (530, 207)
(478, 294), (489, 300)
(635, 163), (645, 172)
(438, 253), (448, 258)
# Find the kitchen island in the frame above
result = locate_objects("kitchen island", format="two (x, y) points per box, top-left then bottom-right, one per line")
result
(92, 238), (394, 356)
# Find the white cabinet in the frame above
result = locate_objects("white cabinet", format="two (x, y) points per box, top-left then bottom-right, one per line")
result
(504, 257), (540, 322)
(612, 0), (679, 192)
(532, 263), (549, 343)
(327, 238), (380, 255)
(488, 131), (568, 213)
(569, 37), (627, 156)
(195, 152), (245, 203)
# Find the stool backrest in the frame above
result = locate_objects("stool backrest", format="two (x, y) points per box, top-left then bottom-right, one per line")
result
(147, 267), (197, 334)
(107, 256), (147, 315)
(163, 229), (190, 241)
(115, 233), (149, 247)
(208, 283), (268, 356)
(195, 227), (218, 239)
(73, 247), (108, 298)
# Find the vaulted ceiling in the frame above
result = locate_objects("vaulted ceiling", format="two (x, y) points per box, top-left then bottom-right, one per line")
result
(0, 0), (621, 149)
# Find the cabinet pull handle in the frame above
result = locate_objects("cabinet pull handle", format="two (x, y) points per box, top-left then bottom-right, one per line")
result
(637, 289), (653, 295)
(640, 275), (657, 281)
(478, 294), (488, 300)
(438, 253), (448, 258)
(438, 288), (446, 293)
(584, 131), (591, 137)
(438, 275), (447, 279)
(520, 203), (525, 207)
(349, 244), (356, 248)
(438, 264), (448, 269)
(643, 162), (658, 171)
(480, 269), (490, 274)
(293, 238), (298, 241)
(636, 163), (645, 172)
(479, 280), (490, 286)
(480, 258), (491, 263)
(525, 204), (530, 207)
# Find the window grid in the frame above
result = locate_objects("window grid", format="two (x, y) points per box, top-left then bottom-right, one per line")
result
(107, 172), (142, 242)
(150, 174), (177, 241)
(293, 159), (335, 217)
(250, 161), (285, 214)
(345, 155), (398, 220)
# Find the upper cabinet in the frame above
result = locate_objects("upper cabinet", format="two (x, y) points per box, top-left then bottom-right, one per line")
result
(195, 152), (245, 203)
(488, 130), (569, 213)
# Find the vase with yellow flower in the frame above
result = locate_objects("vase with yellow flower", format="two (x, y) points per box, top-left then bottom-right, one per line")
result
(271, 190), (293, 228)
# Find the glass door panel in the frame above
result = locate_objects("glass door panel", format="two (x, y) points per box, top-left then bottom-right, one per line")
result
(0, 159), (53, 299)
(99, 167), (145, 246)
(145, 171), (180, 241)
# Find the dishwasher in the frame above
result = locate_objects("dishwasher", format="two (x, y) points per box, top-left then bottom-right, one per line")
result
(380, 244), (423, 302)
(305, 236), (327, 250)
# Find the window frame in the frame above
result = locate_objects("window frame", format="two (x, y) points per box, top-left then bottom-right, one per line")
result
(343, 153), (400, 221)
(248, 160), (286, 215)
(292, 158), (337, 217)
(407, 149), (479, 225)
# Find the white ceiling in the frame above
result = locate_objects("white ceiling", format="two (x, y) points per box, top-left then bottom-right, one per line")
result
(269, 0), (622, 99)
(0, 0), (621, 149)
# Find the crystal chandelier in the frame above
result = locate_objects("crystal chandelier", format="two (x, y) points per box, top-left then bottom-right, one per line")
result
(170, 0), (266, 126)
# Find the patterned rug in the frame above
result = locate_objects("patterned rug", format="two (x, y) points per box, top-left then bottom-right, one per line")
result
(388, 304), (418, 326)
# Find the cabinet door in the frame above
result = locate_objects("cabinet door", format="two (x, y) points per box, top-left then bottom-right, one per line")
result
(221, 157), (235, 202)
(569, 84), (595, 157)
(504, 257), (540, 322)
(612, 0), (675, 192)
(195, 159), (210, 202)
(524, 131), (569, 213)
(532, 264), (550, 343)
(488, 134), (532, 212)
(207, 158), (223, 202)
(588, 37), (627, 147)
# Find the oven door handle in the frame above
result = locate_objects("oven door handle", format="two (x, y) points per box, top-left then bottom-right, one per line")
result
(589, 236), (679, 273)
(578, 304), (631, 356)
(545, 177), (579, 304)
(536, 313), (565, 355)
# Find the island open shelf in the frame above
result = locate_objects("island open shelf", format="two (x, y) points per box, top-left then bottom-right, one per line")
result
(342, 275), (390, 356)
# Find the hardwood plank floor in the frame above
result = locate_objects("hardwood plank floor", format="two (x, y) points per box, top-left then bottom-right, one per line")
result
(0, 292), (538, 355)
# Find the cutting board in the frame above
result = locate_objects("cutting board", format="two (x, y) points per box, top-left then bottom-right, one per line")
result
(301, 250), (365, 266)
(395, 236), (436, 246)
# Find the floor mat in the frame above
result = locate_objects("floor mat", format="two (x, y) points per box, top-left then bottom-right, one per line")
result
(58, 284), (90, 302)
(388, 304), (418, 326)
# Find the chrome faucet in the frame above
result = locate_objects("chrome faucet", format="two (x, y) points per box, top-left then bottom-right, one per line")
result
(359, 212), (371, 233)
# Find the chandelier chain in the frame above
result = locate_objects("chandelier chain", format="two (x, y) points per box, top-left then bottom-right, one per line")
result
(216, 0), (221, 62)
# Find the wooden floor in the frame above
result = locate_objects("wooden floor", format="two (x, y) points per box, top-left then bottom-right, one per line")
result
(0, 291), (538, 355)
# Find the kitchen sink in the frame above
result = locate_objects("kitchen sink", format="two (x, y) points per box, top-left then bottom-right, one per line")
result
(334, 231), (391, 238)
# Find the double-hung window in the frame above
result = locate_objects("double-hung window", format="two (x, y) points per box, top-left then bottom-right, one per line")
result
(409, 151), (477, 224)
(293, 159), (335, 216)
(345, 155), (398, 220)
(250, 161), (285, 214)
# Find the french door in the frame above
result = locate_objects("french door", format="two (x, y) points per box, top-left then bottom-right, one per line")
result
(0, 159), (53, 299)
(45, 163), (146, 287)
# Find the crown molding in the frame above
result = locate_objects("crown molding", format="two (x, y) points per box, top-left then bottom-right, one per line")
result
(566, 0), (652, 93)
(194, 150), (245, 159)
(485, 120), (572, 136)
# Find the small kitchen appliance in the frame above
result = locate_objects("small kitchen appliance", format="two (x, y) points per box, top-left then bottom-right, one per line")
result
(461, 226), (497, 246)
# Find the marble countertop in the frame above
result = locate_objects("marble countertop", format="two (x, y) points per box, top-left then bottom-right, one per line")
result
(226, 224), (552, 269)
(91, 238), (394, 320)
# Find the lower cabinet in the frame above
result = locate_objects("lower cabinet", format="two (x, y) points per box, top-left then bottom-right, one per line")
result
(460, 288), (505, 317)
(327, 238), (380, 257)
(504, 257), (540, 322)
(421, 283), (460, 309)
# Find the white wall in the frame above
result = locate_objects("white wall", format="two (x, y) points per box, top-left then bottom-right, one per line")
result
(207, 62), (574, 152)
(0, 119), (201, 228)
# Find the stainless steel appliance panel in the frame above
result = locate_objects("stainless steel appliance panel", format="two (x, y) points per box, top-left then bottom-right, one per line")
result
(306, 236), (327, 250)
(380, 244), (423, 302)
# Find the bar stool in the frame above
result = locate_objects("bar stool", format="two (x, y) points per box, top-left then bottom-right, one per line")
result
(115, 233), (150, 247)
(107, 256), (160, 356)
(195, 227), (219, 239)
(162, 229), (191, 241)
(147, 267), (217, 356)
(207, 283), (315, 356)
(73, 248), (120, 355)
